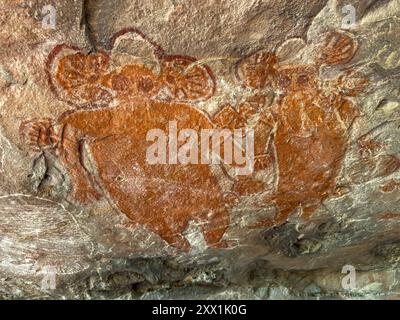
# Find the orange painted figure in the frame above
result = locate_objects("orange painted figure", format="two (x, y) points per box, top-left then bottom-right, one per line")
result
(229, 31), (368, 225)
(20, 29), (369, 250)
(21, 29), (227, 251)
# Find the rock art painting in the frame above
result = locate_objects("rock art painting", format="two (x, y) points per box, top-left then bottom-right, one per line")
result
(20, 28), (396, 252)
(233, 31), (368, 225)
(20, 29), (226, 251)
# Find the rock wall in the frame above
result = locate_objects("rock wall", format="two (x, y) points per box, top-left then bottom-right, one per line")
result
(0, 0), (399, 299)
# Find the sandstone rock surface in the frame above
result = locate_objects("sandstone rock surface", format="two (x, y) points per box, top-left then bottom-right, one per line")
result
(0, 0), (400, 299)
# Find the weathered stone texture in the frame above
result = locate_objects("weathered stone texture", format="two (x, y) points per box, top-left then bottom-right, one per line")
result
(0, 0), (400, 299)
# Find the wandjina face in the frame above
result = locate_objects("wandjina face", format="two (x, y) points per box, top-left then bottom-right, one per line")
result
(273, 65), (318, 93)
(18, 29), (379, 251)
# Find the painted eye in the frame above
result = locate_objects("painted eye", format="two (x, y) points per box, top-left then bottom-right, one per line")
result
(111, 74), (129, 91)
(138, 77), (154, 93)
(278, 74), (291, 87)
(297, 74), (309, 85)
